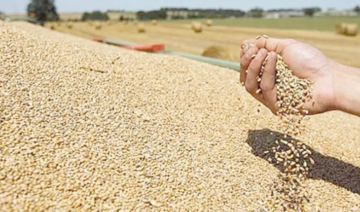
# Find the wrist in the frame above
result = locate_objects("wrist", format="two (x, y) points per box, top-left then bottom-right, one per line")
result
(332, 60), (345, 111)
(332, 60), (360, 116)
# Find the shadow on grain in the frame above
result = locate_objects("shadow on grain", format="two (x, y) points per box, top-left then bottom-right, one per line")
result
(246, 129), (360, 195)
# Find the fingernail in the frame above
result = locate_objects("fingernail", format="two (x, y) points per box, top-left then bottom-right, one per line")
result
(258, 49), (267, 57)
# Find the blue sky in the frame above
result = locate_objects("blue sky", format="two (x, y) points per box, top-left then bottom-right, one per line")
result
(2, 0), (359, 14)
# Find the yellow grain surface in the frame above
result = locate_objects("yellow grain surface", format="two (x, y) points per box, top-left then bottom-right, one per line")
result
(0, 21), (359, 211)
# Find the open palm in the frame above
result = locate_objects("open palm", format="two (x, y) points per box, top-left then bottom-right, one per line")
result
(240, 38), (337, 114)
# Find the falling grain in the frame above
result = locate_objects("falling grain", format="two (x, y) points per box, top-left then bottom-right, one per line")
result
(252, 35), (315, 211)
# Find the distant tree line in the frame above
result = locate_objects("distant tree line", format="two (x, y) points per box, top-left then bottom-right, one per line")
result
(27, 0), (59, 24)
(248, 7), (264, 18)
(246, 7), (322, 18)
(303, 7), (322, 17)
(82, 11), (109, 21)
(134, 7), (327, 20)
(355, 6), (360, 13)
(119, 16), (135, 21)
(189, 9), (246, 18)
(137, 9), (167, 20)
(136, 8), (246, 20)
(107, 9), (126, 13)
(161, 8), (189, 11)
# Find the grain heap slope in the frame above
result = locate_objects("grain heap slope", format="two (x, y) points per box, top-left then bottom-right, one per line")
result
(0, 21), (360, 211)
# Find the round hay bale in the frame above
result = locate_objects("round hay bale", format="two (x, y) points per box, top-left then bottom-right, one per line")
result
(205, 19), (213, 27)
(202, 46), (237, 62)
(336, 22), (347, 34)
(137, 23), (146, 33)
(191, 22), (202, 33)
(95, 22), (102, 30)
(50, 25), (55, 30)
(336, 23), (358, 36)
(344, 23), (358, 36)
(151, 19), (157, 26)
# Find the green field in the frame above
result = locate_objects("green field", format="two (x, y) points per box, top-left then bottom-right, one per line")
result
(162, 16), (360, 31)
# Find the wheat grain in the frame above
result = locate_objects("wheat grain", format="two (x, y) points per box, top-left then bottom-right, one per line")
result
(252, 35), (314, 211)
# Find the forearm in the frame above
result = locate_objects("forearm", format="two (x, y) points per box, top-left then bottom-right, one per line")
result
(333, 61), (360, 116)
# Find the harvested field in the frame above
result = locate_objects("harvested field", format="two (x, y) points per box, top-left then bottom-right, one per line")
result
(50, 21), (360, 68)
(1, 21), (360, 211)
(165, 17), (360, 31)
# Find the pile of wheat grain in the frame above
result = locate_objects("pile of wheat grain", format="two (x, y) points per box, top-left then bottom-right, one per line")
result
(1, 21), (360, 212)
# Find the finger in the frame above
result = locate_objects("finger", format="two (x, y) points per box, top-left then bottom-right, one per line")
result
(245, 48), (268, 95)
(240, 42), (255, 57)
(240, 45), (259, 85)
(260, 51), (278, 113)
(240, 45), (246, 62)
(241, 37), (293, 54)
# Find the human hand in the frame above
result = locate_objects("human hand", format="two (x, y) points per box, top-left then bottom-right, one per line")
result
(240, 37), (338, 115)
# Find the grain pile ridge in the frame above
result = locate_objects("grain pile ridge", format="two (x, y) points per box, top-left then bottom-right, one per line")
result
(1, 21), (360, 211)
